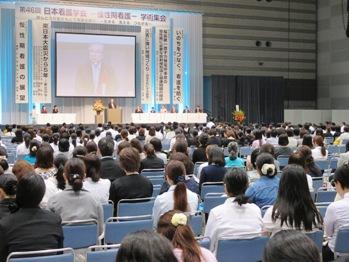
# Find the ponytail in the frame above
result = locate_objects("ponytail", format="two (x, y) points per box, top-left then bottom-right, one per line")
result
(173, 226), (201, 262)
(68, 174), (83, 192)
(234, 194), (249, 206)
(320, 145), (326, 156)
(55, 164), (66, 190)
(89, 166), (100, 182)
(174, 182), (188, 212)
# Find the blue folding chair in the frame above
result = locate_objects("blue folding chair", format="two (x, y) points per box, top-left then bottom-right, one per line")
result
(152, 185), (161, 197)
(196, 236), (211, 250)
(239, 146), (253, 158)
(203, 193), (226, 214)
(7, 248), (74, 262)
(104, 215), (153, 244)
(140, 169), (164, 178)
(189, 212), (203, 236)
(87, 245), (119, 262)
(117, 197), (155, 217)
(148, 176), (164, 187)
(334, 226), (349, 254)
(62, 219), (98, 249)
(200, 182), (224, 200)
(324, 137), (334, 145)
(306, 230), (324, 251)
(162, 139), (171, 151)
(315, 160), (330, 171)
(316, 188), (336, 203)
(216, 236), (269, 262)
(312, 178), (323, 192)
(261, 205), (272, 217)
(330, 158), (338, 170)
(327, 145), (339, 155)
(316, 205), (328, 218)
(339, 145), (346, 153)
(277, 155), (289, 169)
(103, 200), (114, 222)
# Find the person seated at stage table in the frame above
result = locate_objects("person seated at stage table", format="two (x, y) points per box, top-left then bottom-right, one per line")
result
(183, 106), (191, 113)
(108, 98), (117, 109)
(52, 105), (58, 113)
(194, 105), (203, 113)
(150, 107), (156, 113)
(170, 105), (178, 113)
(160, 105), (168, 113)
(135, 105), (143, 113)
(41, 105), (48, 114)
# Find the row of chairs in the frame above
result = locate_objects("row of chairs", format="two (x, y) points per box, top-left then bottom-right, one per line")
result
(8, 227), (349, 262)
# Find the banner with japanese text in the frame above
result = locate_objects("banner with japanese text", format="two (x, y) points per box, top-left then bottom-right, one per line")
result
(141, 27), (153, 104)
(15, 19), (28, 103)
(173, 29), (184, 104)
(32, 20), (51, 103)
(156, 28), (170, 104)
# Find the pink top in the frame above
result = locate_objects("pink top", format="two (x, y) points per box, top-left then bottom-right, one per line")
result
(173, 247), (217, 262)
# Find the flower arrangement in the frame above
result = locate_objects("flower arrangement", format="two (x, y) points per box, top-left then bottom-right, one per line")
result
(92, 99), (105, 114)
(233, 109), (246, 124)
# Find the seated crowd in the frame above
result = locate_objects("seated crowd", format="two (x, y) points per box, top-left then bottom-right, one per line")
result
(0, 121), (348, 261)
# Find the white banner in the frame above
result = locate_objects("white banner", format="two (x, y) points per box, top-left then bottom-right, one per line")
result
(173, 29), (184, 104)
(156, 28), (170, 104)
(141, 27), (153, 104)
(32, 20), (51, 103)
(15, 20), (28, 103)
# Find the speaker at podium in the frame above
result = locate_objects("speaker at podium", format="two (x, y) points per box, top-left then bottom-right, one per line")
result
(105, 108), (123, 124)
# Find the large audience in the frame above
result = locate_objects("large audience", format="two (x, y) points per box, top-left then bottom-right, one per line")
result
(0, 121), (348, 261)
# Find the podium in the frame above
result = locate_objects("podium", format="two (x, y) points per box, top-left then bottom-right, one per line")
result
(105, 108), (122, 124)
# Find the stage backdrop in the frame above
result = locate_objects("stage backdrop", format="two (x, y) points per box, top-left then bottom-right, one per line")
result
(0, 2), (203, 124)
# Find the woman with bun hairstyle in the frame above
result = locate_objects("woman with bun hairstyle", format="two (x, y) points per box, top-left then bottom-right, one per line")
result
(205, 168), (263, 253)
(263, 164), (322, 236)
(224, 141), (245, 168)
(245, 153), (280, 209)
(152, 160), (199, 227)
(23, 140), (40, 165)
(158, 210), (217, 262)
(47, 158), (103, 235)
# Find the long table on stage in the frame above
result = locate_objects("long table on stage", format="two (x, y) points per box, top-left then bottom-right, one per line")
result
(36, 113), (76, 124)
(131, 113), (207, 124)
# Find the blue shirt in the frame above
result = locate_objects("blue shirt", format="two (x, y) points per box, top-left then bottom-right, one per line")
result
(224, 157), (245, 168)
(245, 176), (280, 209)
(23, 155), (36, 165)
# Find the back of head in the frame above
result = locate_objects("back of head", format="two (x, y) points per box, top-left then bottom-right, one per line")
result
(98, 137), (114, 157)
(64, 158), (85, 192)
(288, 152), (305, 168)
(144, 143), (156, 157)
(0, 158), (9, 172)
(116, 230), (177, 262)
(117, 141), (131, 155)
(170, 152), (192, 175)
(119, 147), (140, 173)
(256, 153), (276, 177)
(86, 141), (98, 154)
(29, 140), (40, 156)
(36, 144), (53, 169)
(208, 146), (225, 166)
(263, 230), (320, 262)
(130, 138), (143, 153)
(58, 138), (70, 152)
(224, 168), (249, 205)
(83, 153), (101, 182)
(302, 135), (313, 148)
(157, 211), (201, 262)
(0, 173), (17, 197)
(166, 160), (188, 212)
(260, 144), (275, 157)
(72, 145), (87, 158)
(150, 137), (162, 152)
(172, 141), (188, 155)
(278, 134), (289, 146)
(16, 172), (45, 208)
(334, 164), (349, 190)
(12, 160), (35, 181)
(227, 141), (238, 160)
(273, 164), (321, 230)
(198, 133), (209, 147)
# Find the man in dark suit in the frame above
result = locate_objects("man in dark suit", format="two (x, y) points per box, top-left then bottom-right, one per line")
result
(98, 137), (124, 182)
(75, 43), (116, 96)
(108, 98), (117, 109)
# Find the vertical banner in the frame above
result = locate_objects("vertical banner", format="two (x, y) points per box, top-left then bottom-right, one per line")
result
(32, 20), (51, 103)
(15, 20), (28, 103)
(173, 29), (184, 104)
(141, 27), (153, 104)
(156, 28), (170, 104)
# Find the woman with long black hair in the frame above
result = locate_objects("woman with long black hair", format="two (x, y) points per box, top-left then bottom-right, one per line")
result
(263, 164), (322, 236)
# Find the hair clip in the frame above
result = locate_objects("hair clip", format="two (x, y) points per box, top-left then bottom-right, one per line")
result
(171, 213), (187, 227)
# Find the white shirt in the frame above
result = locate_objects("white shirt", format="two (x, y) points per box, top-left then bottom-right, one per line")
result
(50, 143), (59, 154)
(152, 185), (199, 227)
(311, 146), (328, 160)
(155, 152), (168, 165)
(204, 197), (263, 253)
(83, 177), (111, 204)
(324, 192), (349, 252)
(306, 174), (314, 192)
(155, 131), (164, 141)
(16, 142), (29, 157)
(288, 137), (298, 148)
(265, 137), (278, 146)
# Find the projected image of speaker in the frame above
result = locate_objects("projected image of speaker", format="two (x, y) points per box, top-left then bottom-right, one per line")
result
(55, 33), (136, 97)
